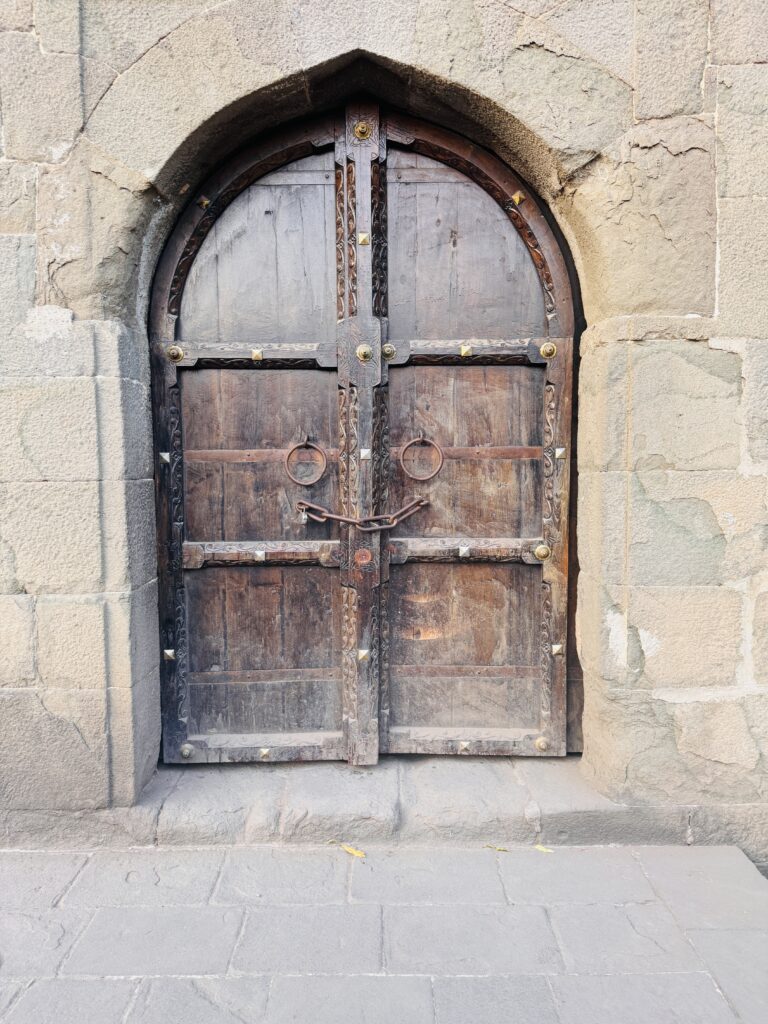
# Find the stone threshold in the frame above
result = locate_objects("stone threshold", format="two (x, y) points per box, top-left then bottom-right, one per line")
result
(2, 756), (767, 867)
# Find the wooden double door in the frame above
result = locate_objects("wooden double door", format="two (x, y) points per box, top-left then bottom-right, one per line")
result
(151, 104), (575, 765)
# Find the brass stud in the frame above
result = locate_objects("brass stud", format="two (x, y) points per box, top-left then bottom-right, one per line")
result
(555, 447), (567, 460)
(180, 743), (194, 759)
(459, 343), (472, 358)
(458, 545), (471, 558)
(357, 649), (370, 662)
(196, 195), (211, 210)
(167, 345), (184, 363)
(360, 448), (372, 461)
(534, 544), (551, 561)
(382, 343), (397, 360)
(540, 342), (557, 359)
(511, 190), (526, 206)
(159, 451), (171, 464)
(358, 232), (370, 245)
(459, 741), (470, 752)
(551, 643), (564, 656)
(259, 748), (270, 759)
(252, 348), (264, 361)
(254, 550), (266, 562)
(353, 120), (372, 140)
(163, 648), (176, 661)
(356, 343), (373, 363)
(534, 736), (550, 752)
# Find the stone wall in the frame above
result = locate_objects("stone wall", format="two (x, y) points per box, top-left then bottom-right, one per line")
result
(0, 0), (766, 813)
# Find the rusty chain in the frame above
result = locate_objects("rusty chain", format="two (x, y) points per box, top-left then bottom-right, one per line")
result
(296, 497), (429, 532)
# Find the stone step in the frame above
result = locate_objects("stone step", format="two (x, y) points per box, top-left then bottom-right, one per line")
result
(2, 756), (767, 867)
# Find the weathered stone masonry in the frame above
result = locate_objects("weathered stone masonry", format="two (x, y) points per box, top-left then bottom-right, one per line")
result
(0, 1), (766, 837)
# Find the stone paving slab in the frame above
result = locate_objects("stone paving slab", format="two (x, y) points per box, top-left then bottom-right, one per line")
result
(0, 844), (766, 1023)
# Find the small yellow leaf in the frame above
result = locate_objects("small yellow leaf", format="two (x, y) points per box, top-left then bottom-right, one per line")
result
(534, 844), (554, 854)
(340, 843), (366, 859)
(484, 844), (509, 853)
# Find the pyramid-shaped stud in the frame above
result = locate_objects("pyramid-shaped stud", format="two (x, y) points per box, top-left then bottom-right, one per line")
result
(358, 232), (370, 245)
(555, 447), (567, 460)
(511, 191), (526, 206)
(551, 643), (564, 656)
(259, 748), (270, 759)
(159, 451), (171, 464)
(459, 343), (472, 358)
(357, 649), (370, 662)
(252, 348), (263, 361)
(163, 649), (176, 661)
(459, 741), (470, 752)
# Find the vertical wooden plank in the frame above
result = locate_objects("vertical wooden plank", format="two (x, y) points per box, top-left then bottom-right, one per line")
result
(337, 103), (383, 765)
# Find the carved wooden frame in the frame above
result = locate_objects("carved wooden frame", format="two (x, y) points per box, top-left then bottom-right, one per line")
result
(149, 105), (576, 764)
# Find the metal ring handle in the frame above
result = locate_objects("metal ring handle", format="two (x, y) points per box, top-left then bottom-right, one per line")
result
(398, 434), (444, 482)
(284, 439), (328, 486)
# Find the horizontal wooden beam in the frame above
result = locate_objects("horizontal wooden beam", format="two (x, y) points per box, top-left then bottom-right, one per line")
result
(183, 540), (341, 569)
(386, 537), (544, 564)
(183, 445), (541, 464)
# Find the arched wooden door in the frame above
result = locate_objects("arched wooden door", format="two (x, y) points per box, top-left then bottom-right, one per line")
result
(150, 104), (575, 765)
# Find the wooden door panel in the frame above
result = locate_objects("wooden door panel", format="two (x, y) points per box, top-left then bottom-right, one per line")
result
(387, 150), (547, 341)
(179, 153), (337, 346)
(185, 566), (343, 741)
(182, 369), (340, 542)
(387, 364), (544, 539)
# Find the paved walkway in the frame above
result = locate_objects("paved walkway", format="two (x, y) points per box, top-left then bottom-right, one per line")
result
(0, 844), (766, 1023)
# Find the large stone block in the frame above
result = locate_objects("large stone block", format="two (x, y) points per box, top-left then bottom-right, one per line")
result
(0, 480), (157, 594)
(0, 595), (35, 686)
(577, 336), (629, 472)
(577, 472), (628, 586)
(108, 668), (161, 806)
(718, 197), (768, 337)
(754, 591), (768, 686)
(634, 0), (708, 118)
(0, 235), (35, 340)
(629, 341), (742, 471)
(34, 0), (214, 72)
(36, 597), (107, 690)
(0, 378), (100, 482)
(0, 0), (31, 30)
(539, 0), (634, 83)
(575, 576), (630, 687)
(562, 118), (715, 320)
(0, 33), (114, 163)
(0, 373), (152, 483)
(711, 0), (768, 64)
(742, 341), (768, 465)
(36, 140), (156, 320)
(626, 586), (743, 689)
(628, 471), (768, 586)
(106, 581), (161, 690)
(717, 66), (768, 199)
(0, 160), (35, 234)
(582, 685), (767, 803)
(0, 689), (109, 810)
(83, 7), (304, 186)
